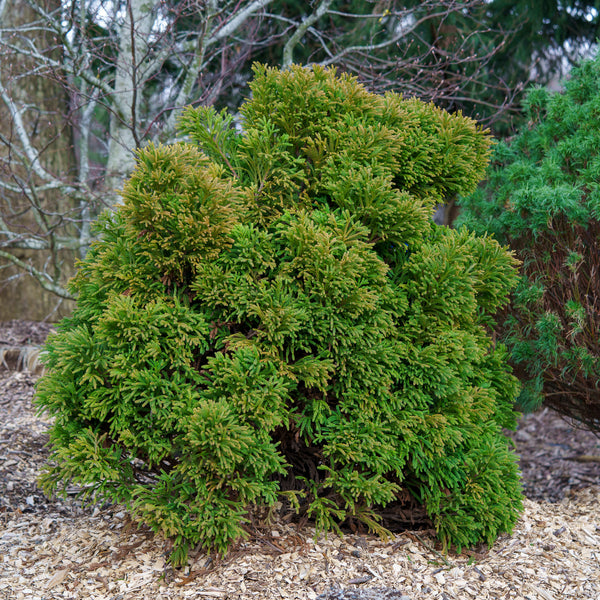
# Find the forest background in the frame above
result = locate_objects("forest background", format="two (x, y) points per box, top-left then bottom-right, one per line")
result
(1, 0), (599, 321)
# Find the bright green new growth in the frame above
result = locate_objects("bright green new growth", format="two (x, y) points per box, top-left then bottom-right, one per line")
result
(456, 52), (600, 428)
(36, 65), (522, 565)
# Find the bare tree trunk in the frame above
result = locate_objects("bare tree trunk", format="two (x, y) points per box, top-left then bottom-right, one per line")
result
(104, 0), (155, 197)
(0, 0), (77, 320)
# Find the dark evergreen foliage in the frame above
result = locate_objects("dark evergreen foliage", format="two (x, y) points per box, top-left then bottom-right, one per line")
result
(457, 52), (600, 430)
(36, 65), (522, 565)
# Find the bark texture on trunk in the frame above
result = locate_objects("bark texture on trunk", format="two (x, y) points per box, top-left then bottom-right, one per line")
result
(0, 0), (77, 320)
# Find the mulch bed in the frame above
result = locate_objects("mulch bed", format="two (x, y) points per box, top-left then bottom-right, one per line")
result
(2, 320), (600, 600)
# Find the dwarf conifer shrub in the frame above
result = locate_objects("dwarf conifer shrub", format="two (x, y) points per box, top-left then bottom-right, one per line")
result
(36, 65), (522, 565)
(457, 52), (600, 430)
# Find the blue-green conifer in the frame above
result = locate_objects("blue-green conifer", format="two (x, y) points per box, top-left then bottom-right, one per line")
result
(457, 51), (600, 430)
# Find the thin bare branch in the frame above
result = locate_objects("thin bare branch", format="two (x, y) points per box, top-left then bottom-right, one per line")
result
(0, 249), (74, 298)
(282, 0), (333, 68)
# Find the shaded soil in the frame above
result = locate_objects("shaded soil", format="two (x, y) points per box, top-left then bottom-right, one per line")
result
(0, 319), (55, 346)
(510, 407), (600, 502)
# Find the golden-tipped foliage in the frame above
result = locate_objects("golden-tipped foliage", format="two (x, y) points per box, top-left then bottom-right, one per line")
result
(37, 65), (521, 565)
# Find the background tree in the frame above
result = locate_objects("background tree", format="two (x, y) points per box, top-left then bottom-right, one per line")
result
(2, 0), (599, 319)
(0, 0), (521, 318)
(0, 0), (78, 318)
(456, 50), (600, 432)
(480, 0), (600, 133)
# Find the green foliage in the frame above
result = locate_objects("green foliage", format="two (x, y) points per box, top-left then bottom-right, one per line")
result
(457, 51), (600, 428)
(37, 64), (522, 565)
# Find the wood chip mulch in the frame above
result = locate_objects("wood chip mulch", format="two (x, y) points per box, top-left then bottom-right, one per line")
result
(1, 321), (600, 600)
